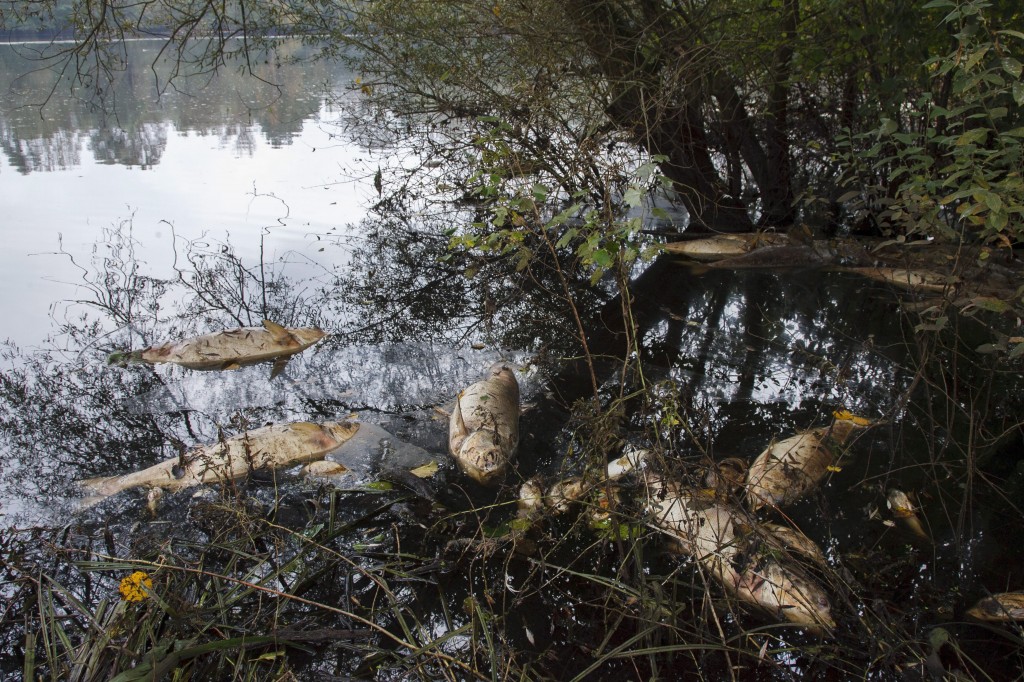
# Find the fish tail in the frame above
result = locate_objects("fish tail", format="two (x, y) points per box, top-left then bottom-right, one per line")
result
(107, 350), (143, 366)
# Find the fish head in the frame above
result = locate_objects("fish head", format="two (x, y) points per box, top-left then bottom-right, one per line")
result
(517, 478), (545, 514)
(761, 563), (836, 633)
(456, 430), (509, 485)
(966, 593), (1024, 621)
(486, 363), (520, 393)
(291, 327), (328, 347)
(323, 421), (360, 444)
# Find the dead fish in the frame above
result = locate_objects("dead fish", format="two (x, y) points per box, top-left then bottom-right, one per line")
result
(544, 477), (586, 514)
(966, 592), (1024, 621)
(108, 319), (326, 379)
(707, 244), (829, 270)
(78, 421), (358, 506)
(731, 555), (835, 632)
(448, 363), (520, 485)
(606, 445), (651, 480)
(644, 472), (834, 632)
(517, 477), (545, 516)
(887, 489), (928, 539)
(644, 472), (744, 585)
(704, 457), (748, 496)
(745, 412), (873, 511)
(301, 460), (351, 480)
(757, 522), (829, 568)
(840, 266), (953, 293)
(662, 233), (789, 262)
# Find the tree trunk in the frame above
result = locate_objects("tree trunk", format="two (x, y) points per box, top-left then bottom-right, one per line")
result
(564, 0), (755, 233)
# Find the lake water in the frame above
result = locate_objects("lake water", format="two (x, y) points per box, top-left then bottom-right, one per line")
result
(0, 40), (373, 348)
(0, 38), (1022, 681)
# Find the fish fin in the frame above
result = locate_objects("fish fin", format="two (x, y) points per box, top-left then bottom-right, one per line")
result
(262, 319), (294, 344)
(289, 422), (322, 433)
(270, 356), (289, 379)
(451, 394), (469, 444)
(221, 361), (242, 371)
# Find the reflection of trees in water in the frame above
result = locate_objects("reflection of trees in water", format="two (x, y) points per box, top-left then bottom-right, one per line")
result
(0, 40), (348, 173)
(329, 210), (602, 358)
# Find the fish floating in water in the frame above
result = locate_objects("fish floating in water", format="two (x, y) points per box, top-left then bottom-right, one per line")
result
(966, 592), (1024, 621)
(108, 319), (326, 379)
(886, 489), (928, 539)
(838, 266), (953, 293)
(661, 233), (790, 262)
(78, 421), (358, 506)
(745, 412), (874, 511)
(644, 472), (835, 632)
(448, 363), (520, 485)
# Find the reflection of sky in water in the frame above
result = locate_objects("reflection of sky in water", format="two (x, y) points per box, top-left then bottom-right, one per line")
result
(0, 45), (375, 347)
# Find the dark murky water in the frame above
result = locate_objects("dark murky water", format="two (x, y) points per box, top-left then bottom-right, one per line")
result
(0, 41), (1022, 680)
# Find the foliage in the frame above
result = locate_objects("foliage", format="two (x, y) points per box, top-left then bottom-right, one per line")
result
(838, 0), (1024, 246)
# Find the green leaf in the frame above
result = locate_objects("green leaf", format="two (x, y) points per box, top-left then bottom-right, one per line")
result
(1003, 57), (1023, 79)
(922, 0), (955, 7)
(591, 249), (613, 268)
(956, 128), (989, 146)
(1014, 82), (1024, 106)
(555, 228), (577, 249)
(623, 187), (643, 208)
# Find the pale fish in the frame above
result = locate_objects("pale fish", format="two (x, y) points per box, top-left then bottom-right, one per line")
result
(886, 489), (928, 539)
(840, 266), (953, 293)
(544, 477), (586, 514)
(757, 522), (829, 568)
(661, 233), (790, 262)
(731, 555), (835, 632)
(517, 477), (545, 516)
(109, 319), (326, 379)
(606, 445), (651, 480)
(448, 363), (520, 485)
(78, 421), (359, 506)
(745, 413), (873, 511)
(644, 472), (835, 632)
(966, 592), (1024, 621)
(644, 473), (744, 586)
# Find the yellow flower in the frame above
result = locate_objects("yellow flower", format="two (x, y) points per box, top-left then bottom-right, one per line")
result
(119, 571), (153, 602)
